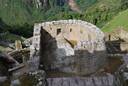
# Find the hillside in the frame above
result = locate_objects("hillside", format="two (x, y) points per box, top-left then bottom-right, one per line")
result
(102, 9), (128, 32)
(83, 0), (128, 27)
(76, 0), (97, 10)
(0, 0), (44, 25)
(0, 0), (127, 38)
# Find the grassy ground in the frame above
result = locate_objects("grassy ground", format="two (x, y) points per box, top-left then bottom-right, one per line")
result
(102, 9), (128, 32)
(2, 32), (24, 42)
(0, 46), (6, 52)
(0, 32), (25, 52)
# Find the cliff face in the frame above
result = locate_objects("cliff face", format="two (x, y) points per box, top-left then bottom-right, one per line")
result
(34, 0), (50, 9)
(34, 0), (64, 8)
(34, 0), (80, 12)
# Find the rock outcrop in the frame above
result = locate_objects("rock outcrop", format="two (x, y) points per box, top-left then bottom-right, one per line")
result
(33, 0), (81, 12)
(68, 0), (81, 13)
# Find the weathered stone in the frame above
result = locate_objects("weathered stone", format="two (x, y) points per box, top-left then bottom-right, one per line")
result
(15, 40), (22, 50)
(46, 74), (117, 86)
(11, 79), (21, 86)
(0, 76), (7, 83)
(30, 20), (107, 75)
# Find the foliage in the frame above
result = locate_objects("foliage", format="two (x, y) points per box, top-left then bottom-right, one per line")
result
(102, 9), (128, 32)
(0, 0), (128, 37)
(81, 0), (128, 27)
(75, 0), (97, 10)
(0, 31), (24, 42)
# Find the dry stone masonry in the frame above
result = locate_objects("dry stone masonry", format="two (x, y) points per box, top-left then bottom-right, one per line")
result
(47, 74), (117, 86)
(30, 20), (107, 75)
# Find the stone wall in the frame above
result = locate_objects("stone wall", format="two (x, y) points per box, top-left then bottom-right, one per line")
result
(47, 74), (118, 86)
(30, 20), (107, 75)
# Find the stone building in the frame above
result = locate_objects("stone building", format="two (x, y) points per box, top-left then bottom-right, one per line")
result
(105, 29), (128, 53)
(30, 20), (107, 75)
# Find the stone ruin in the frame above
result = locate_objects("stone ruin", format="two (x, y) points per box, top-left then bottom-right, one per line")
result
(105, 29), (128, 54)
(30, 20), (107, 75)
(1, 20), (127, 86)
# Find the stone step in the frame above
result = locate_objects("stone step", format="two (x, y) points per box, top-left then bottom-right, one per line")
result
(47, 75), (115, 86)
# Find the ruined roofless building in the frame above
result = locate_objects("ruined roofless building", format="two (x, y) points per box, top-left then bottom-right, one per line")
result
(30, 20), (107, 75)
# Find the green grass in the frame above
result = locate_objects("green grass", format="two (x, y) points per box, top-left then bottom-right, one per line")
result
(83, 0), (128, 27)
(1, 32), (25, 43)
(0, 0), (46, 26)
(0, 0), (30, 25)
(75, 0), (97, 10)
(102, 9), (128, 32)
(0, 46), (6, 52)
(0, 32), (25, 52)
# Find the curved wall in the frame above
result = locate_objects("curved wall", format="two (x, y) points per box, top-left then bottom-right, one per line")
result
(31, 20), (107, 75)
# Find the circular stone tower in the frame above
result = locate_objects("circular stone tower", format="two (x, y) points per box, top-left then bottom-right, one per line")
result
(31, 20), (107, 75)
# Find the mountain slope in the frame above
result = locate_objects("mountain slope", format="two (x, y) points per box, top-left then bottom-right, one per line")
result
(0, 0), (98, 25)
(0, 0), (45, 25)
(0, 0), (128, 37)
(76, 0), (97, 10)
(83, 0), (128, 27)
(0, 0), (30, 25)
(102, 9), (128, 32)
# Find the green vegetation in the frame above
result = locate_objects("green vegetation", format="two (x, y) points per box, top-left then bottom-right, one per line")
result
(102, 9), (128, 32)
(0, 32), (24, 42)
(0, 0), (45, 25)
(0, 0), (128, 37)
(0, 46), (6, 52)
(0, 32), (25, 52)
(76, 0), (97, 10)
(82, 0), (128, 27)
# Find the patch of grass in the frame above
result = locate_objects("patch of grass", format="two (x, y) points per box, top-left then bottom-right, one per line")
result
(0, 32), (24, 42)
(0, 0), (128, 37)
(0, 32), (25, 52)
(75, 0), (97, 10)
(0, 46), (6, 52)
(102, 9), (128, 32)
